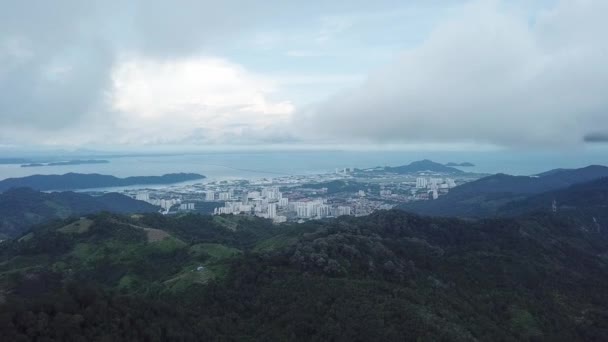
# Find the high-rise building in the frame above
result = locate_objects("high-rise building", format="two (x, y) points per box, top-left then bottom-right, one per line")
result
(296, 205), (308, 218)
(416, 178), (428, 189)
(136, 192), (150, 202)
(335, 206), (352, 216)
(278, 197), (289, 208)
(316, 204), (331, 218)
(205, 191), (215, 201)
(262, 187), (281, 200)
(267, 203), (277, 219)
(430, 178), (443, 187)
(179, 203), (195, 211)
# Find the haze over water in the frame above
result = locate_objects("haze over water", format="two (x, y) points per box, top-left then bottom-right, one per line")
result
(1, 148), (607, 182)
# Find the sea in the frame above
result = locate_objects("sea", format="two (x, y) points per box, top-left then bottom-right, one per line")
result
(1, 147), (607, 183)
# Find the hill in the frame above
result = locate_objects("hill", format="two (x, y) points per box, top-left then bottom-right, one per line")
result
(1, 209), (607, 340)
(400, 165), (608, 217)
(446, 162), (475, 167)
(0, 188), (158, 239)
(0, 172), (205, 191)
(385, 159), (463, 174)
(498, 177), (608, 220)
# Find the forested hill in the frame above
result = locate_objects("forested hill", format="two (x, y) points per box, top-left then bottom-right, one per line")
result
(0, 188), (158, 239)
(1, 209), (607, 340)
(385, 159), (463, 174)
(0, 172), (205, 192)
(400, 165), (608, 217)
(498, 177), (608, 220)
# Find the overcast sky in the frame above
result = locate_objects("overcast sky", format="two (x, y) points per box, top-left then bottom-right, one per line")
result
(1, 0), (606, 150)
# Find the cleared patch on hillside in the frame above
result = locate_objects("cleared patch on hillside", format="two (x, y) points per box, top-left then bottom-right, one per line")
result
(111, 219), (180, 244)
(150, 236), (187, 251)
(212, 216), (238, 231)
(163, 264), (228, 292)
(190, 243), (241, 260)
(18, 232), (34, 242)
(142, 227), (171, 242)
(254, 234), (299, 252)
(58, 218), (94, 234)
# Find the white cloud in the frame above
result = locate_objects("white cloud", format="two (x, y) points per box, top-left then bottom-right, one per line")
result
(298, 0), (608, 147)
(108, 57), (294, 145)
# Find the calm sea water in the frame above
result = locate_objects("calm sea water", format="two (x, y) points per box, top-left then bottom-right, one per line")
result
(0, 148), (607, 182)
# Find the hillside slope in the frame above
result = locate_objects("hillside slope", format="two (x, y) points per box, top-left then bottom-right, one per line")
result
(0, 188), (158, 239)
(1, 210), (607, 340)
(400, 165), (608, 217)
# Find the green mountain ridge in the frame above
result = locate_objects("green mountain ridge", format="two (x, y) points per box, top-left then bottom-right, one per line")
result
(385, 159), (464, 174)
(1, 208), (607, 340)
(0, 188), (158, 239)
(400, 165), (608, 218)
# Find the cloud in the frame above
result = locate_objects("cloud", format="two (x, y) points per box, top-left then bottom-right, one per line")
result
(107, 57), (294, 145)
(2, 0), (607, 149)
(298, 0), (608, 147)
(0, 0), (285, 143)
(584, 132), (608, 143)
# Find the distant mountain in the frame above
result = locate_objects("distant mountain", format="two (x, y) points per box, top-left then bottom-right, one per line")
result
(0, 187), (158, 239)
(534, 168), (571, 177)
(399, 165), (608, 217)
(0, 158), (33, 164)
(385, 159), (463, 174)
(0, 172), (205, 191)
(21, 159), (110, 167)
(445, 162), (475, 167)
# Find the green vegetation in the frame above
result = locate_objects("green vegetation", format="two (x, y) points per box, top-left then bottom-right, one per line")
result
(0, 209), (607, 340)
(401, 167), (608, 218)
(0, 188), (158, 239)
(57, 218), (94, 234)
(190, 243), (241, 260)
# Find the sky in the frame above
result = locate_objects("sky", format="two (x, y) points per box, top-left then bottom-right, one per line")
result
(1, 0), (607, 151)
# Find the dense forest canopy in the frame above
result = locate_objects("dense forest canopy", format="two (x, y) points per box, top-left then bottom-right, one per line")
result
(1, 207), (607, 341)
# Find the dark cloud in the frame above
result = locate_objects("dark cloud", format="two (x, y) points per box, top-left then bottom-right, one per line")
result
(584, 132), (608, 143)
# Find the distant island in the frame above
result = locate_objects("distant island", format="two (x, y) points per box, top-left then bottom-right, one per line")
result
(0, 173), (206, 192)
(384, 159), (464, 174)
(0, 158), (34, 165)
(445, 162), (475, 167)
(21, 159), (110, 167)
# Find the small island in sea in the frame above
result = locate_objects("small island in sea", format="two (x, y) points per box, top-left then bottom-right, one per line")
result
(0, 173), (206, 191)
(21, 159), (110, 167)
(445, 162), (475, 167)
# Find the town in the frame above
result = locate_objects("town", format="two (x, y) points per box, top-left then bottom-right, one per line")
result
(114, 162), (482, 223)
